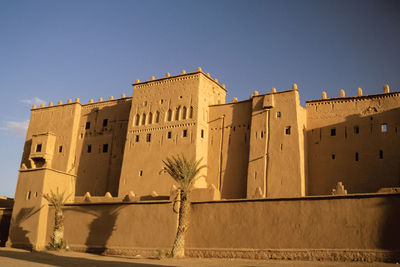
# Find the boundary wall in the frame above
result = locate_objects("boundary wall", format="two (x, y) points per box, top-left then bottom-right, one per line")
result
(43, 193), (400, 262)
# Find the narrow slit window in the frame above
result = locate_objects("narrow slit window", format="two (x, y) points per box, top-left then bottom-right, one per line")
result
(59, 146), (63, 153)
(87, 144), (92, 153)
(139, 170), (143, 176)
(146, 133), (151, 142)
(285, 126), (291, 135)
(261, 131), (264, 138)
(103, 119), (108, 127)
(331, 128), (336, 136)
(183, 129), (188, 137)
(36, 144), (42, 152)
(85, 122), (90, 130)
(26, 191), (31, 200)
(167, 131), (172, 139)
(381, 123), (387, 132)
(103, 144), (108, 153)
(135, 135), (139, 142)
(354, 125), (359, 134)
(276, 111), (281, 118)
(355, 152), (359, 161)
(379, 150), (383, 159)
(201, 129), (204, 138)
(331, 154), (335, 160)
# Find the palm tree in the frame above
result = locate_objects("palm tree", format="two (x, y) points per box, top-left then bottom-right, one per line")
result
(161, 154), (205, 258)
(42, 188), (71, 250)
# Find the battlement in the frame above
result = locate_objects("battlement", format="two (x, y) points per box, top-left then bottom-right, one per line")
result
(306, 85), (398, 106)
(31, 93), (130, 110)
(132, 67), (226, 91)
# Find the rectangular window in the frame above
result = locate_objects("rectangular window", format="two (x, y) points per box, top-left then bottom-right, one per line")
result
(146, 133), (151, 142)
(103, 119), (108, 127)
(183, 129), (188, 137)
(331, 128), (336, 136)
(87, 144), (92, 153)
(135, 135), (139, 142)
(139, 170), (143, 176)
(331, 154), (335, 160)
(276, 111), (281, 118)
(85, 122), (90, 130)
(201, 129), (204, 138)
(36, 144), (42, 152)
(285, 126), (291, 135)
(167, 131), (172, 139)
(103, 144), (108, 153)
(354, 126), (359, 134)
(379, 150), (383, 159)
(59, 146), (63, 153)
(381, 123), (387, 132)
(355, 152), (359, 161)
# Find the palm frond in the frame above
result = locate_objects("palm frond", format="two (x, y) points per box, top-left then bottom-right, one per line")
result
(161, 154), (206, 191)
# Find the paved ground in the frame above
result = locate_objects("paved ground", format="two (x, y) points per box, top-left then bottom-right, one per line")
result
(0, 247), (398, 267)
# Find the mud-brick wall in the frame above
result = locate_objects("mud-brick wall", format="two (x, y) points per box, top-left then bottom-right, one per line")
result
(45, 193), (400, 260)
(187, 194), (400, 251)
(47, 201), (177, 255)
(0, 208), (12, 247)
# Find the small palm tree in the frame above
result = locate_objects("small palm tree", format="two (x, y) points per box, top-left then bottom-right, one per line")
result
(42, 188), (71, 250)
(161, 154), (205, 258)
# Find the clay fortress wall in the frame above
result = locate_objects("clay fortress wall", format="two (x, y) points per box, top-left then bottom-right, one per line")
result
(6, 68), (400, 260)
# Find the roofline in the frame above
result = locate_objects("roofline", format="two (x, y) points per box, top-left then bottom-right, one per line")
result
(306, 91), (400, 104)
(132, 71), (227, 92)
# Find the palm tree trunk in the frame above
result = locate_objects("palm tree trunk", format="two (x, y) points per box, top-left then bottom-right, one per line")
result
(171, 189), (190, 258)
(52, 208), (65, 248)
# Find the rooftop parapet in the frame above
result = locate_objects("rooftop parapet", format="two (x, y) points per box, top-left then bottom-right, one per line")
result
(132, 67), (226, 91)
(32, 93), (130, 110)
(306, 84), (397, 105)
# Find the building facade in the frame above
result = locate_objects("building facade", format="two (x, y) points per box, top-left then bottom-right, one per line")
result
(8, 68), (400, 249)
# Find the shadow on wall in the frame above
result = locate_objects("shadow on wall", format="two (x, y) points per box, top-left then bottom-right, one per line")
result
(0, 249), (163, 267)
(307, 107), (400, 195)
(0, 210), (11, 246)
(70, 204), (123, 254)
(379, 195), (400, 251)
(8, 206), (42, 250)
(75, 103), (130, 197)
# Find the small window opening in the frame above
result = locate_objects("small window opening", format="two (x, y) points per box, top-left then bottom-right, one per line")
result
(103, 144), (108, 153)
(26, 191), (31, 200)
(85, 122), (90, 130)
(233, 126), (236, 132)
(87, 144), (92, 153)
(183, 129), (188, 137)
(34, 192), (38, 198)
(285, 126), (291, 135)
(280, 144), (283, 151)
(167, 131), (172, 139)
(103, 119), (108, 127)
(331, 128), (336, 136)
(331, 154), (335, 160)
(261, 131), (264, 138)
(381, 123), (387, 132)
(139, 170), (143, 176)
(36, 144), (42, 152)
(354, 126), (359, 134)
(59, 146), (63, 153)
(135, 135), (139, 142)
(379, 150), (383, 159)
(355, 152), (359, 161)
(201, 129), (204, 138)
(276, 111), (281, 118)
(146, 133), (151, 142)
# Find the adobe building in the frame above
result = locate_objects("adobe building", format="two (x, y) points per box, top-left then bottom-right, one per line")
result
(6, 68), (400, 256)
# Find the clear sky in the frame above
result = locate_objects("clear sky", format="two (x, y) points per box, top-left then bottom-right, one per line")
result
(0, 0), (399, 198)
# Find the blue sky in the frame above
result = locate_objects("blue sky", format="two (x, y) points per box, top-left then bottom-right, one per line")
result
(0, 0), (399, 198)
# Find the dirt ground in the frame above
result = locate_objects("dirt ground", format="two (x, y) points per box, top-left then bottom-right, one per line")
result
(0, 247), (398, 267)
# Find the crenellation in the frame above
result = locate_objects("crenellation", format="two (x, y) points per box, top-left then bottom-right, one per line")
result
(358, 88), (363, 96)
(67, 99), (72, 103)
(49, 102), (53, 107)
(339, 89), (345, 98)
(384, 84), (390, 93)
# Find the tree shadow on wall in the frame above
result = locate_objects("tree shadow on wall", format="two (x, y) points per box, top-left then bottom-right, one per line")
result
(8, 206), (42, 250)
(72, 205), (123, 254)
